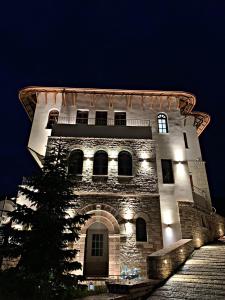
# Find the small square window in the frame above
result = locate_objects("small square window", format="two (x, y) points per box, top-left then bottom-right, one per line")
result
(76, 110), (89, 124)
(115, 112), (126, 126)
(95, 111), (108, 126)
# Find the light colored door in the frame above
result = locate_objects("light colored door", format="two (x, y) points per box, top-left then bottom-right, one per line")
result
(84, 222), (109, 277)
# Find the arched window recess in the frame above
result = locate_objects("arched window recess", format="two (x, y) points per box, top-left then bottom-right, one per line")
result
(136, 217), (147, 242)
(93, 150), (108, 176)
(157, 113), (168, 133)
(118, 151), (132, 176)
(46, 110), (59, 129)
(68, 149), (84, 176)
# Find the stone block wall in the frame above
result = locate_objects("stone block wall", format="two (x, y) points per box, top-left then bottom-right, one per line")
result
(48, 137), (158, 194)
(75, 194), (163, 277)
(213, 213), (225, 238)
(178, 201), (225, 248)
(147, 239), (193, 280)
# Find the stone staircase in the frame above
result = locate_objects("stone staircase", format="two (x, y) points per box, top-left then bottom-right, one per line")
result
(148, 241), (225, 299)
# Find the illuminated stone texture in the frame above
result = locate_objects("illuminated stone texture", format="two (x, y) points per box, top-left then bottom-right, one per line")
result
(148, 242), (225, 299)
(15, 87), (225, 278)
(147, 239), (194, 279)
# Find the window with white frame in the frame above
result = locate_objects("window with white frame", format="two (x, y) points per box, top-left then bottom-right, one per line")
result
(157, 113), (168, 133)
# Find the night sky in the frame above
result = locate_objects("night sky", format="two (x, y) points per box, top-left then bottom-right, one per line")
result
(0, 1), (225, 214)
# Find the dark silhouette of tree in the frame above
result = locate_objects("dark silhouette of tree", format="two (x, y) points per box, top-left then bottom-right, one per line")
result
(0, 140), (90, 299)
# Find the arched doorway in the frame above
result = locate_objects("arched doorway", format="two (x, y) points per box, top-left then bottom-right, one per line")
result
(84, 222), (109, 277)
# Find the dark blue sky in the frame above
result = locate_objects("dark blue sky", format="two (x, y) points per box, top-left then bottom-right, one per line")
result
(0, 1), (225, 213)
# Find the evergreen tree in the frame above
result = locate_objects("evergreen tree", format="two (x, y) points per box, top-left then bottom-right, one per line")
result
(0, 140), (90, 299)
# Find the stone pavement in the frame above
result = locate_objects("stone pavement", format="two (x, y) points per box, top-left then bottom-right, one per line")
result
(148, 241), (225, 299)
(80, 293), (125, 300)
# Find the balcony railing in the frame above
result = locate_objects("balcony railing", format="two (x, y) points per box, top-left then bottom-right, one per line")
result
(57, 117), (150, 127)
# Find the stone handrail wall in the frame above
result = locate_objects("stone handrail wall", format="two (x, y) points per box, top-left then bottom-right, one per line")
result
(178, 201), (225, 248)
(214, 213), (225, 238)
(192, 190), (211, 212)
(147, 239), (194, 280)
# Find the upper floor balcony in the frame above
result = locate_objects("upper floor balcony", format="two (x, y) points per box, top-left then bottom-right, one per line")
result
(51, 116), (152, 139)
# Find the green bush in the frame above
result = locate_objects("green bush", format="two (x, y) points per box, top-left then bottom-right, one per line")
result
(0, 270), (107, 300)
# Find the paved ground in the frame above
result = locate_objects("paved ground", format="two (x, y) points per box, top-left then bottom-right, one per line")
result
(80, 294), (125, 300)
(148, 241), (225, 299)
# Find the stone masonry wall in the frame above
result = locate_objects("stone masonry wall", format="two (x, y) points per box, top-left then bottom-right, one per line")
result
(147, 239), (193, 280)
(47, 137), (162, 277)
(76, 194), (163, 277)
(178, 201), (225, 248)
(48, 137), (158, 194)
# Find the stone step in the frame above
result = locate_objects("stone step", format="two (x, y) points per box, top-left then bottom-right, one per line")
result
(152, 284), (225, 293)
(182, 264), (225, 268)
(177, 271), (225, 277)
(169, 275), (225, 285)
(149, 297), (184, 300)
(148, 242), (225, 299)
(159, 284), (225, 294)
(165, 279), (225, 288)
(192, 254), (225, 258)
(179, 266), (225, 270)
(185, 260), (225, 265)
(147, 292), (224, 300)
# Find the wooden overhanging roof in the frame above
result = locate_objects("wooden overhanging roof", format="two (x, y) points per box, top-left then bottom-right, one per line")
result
(19, 86), (210, 136)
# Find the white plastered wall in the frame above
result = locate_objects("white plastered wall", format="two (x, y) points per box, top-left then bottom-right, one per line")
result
(28, 92), (62, 159)
(152, 109), (194, 247)
(184, 116), (212, 205)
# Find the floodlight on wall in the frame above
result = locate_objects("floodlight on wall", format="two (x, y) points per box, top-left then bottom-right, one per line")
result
(195, 237), (202, 248)
(174, 160), (186, 164)
(108, 150), (117, 160)
(139, 158), (151, 162)
(173, 148), (185, 162)
(219, 228), (224, 236)
(125, 220), (133, 236)
(84, 156), (92, 160)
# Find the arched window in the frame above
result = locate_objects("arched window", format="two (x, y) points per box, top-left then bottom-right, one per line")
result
(68, 150), (84, 175)
(118, 151), (132, 176)
(157, 113), (168, 133)
(93, 151), (108, 175)
(47, 110), (59, 129)
(136, 218), (147, 242)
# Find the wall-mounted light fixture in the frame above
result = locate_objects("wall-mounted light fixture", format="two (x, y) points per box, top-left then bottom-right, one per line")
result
(125, 220), (133, 235)
(174, 160), (186, 164)
(139, 158), (151, 162)
(84, 156), (93, 161)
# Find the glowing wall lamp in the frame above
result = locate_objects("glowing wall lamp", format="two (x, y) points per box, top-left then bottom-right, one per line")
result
(219, 228), (224, 237)
(173, 148), (185, 162)
(125, 220), (133, 236)
(139, 158), (151, 162)
(174, 160), (186, 164)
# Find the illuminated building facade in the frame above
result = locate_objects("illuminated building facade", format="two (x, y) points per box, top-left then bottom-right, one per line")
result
(18, 86), (221, 278)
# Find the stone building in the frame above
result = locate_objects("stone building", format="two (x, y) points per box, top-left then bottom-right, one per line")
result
(16, 86), (224, 278)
